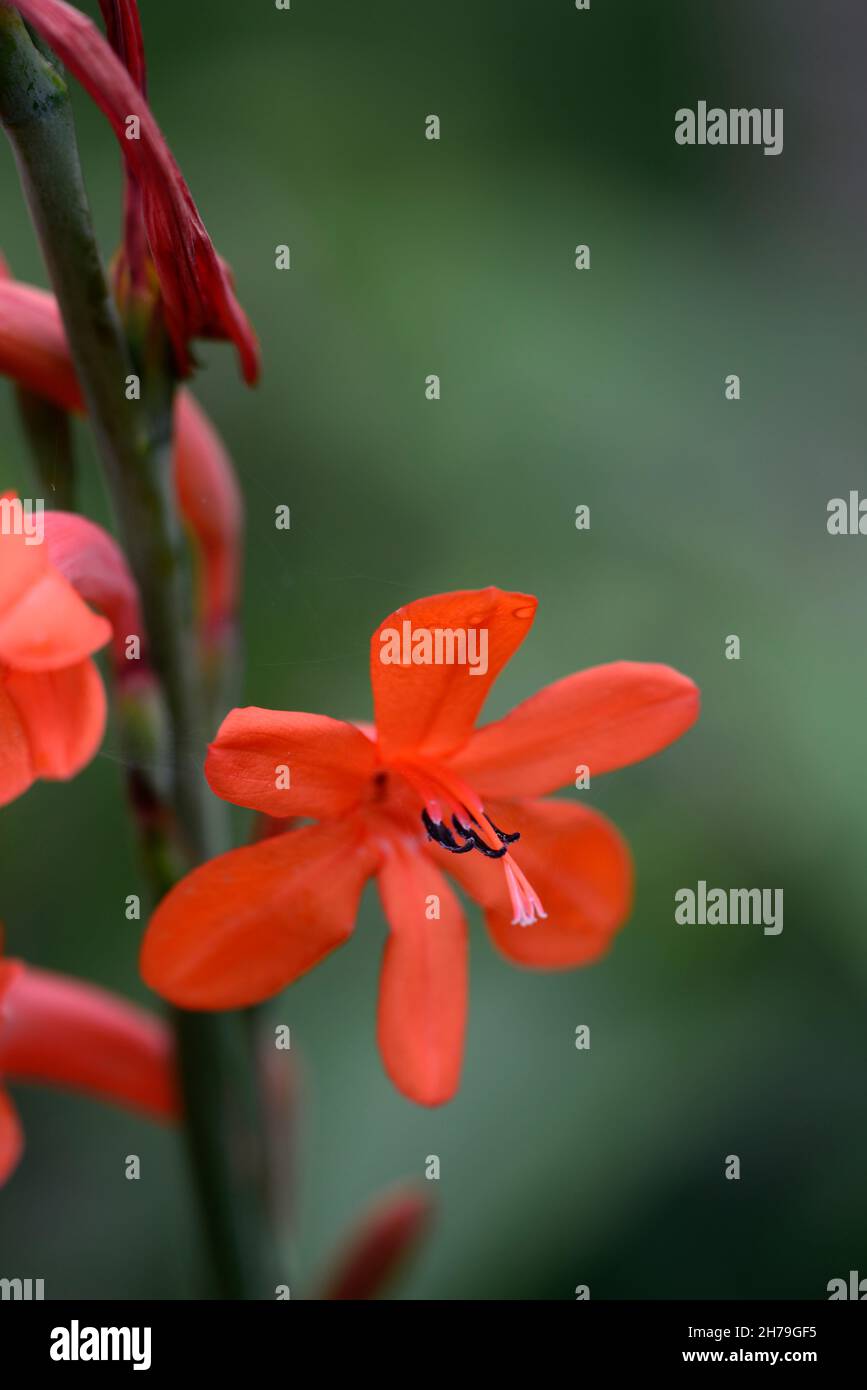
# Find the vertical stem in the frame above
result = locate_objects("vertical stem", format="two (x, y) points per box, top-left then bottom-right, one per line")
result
(15, 387), (76, 508)
(0, 8), (273, 1298)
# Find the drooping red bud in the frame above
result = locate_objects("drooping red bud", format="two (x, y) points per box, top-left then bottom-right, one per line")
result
(13, 0), (260, 383)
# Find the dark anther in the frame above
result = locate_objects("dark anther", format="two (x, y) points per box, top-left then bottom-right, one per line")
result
(422, 808), (518, 860)
(451, 814), (508, 859)
(469, 835), (508, 859)
(485, 814), (521, 845)
(422, 807), (473, 854)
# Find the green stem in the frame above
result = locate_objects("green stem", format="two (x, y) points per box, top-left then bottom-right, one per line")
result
(15, 387), (76, 509)
(0, 8), (273, 1299)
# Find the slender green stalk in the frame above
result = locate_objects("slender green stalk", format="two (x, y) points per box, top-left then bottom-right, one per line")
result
(0, 8), (274, 1298)
(14, 387), (76, 508)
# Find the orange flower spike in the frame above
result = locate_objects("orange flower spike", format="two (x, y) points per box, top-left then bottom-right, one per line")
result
(141, 588), (701, 1107)
(0, 273), (242, 636)
(0, 954), (178, 1186)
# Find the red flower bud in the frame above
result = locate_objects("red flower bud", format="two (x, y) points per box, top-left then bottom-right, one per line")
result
(319, 1187), (432, 1300)
(13, 0), (259, 383)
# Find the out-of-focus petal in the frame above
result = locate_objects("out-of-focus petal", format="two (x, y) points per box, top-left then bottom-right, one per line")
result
(3, 659), (107, 780)
(42, 509), (142, 666)
(0, 962), (177, 1120)
(0, 278), (83, 412)
(0, 1088), (24, 1187)
(0, 682), (33, 806)
(0, 557), (111, 672)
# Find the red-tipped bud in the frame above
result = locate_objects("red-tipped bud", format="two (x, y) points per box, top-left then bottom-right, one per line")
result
(173, 390), (243, 640)
(318, 1186), (432, 1300)
(0, 271), (244, 639)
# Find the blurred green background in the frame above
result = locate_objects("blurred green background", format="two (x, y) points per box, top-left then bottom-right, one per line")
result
(2, 0), (866, 1299)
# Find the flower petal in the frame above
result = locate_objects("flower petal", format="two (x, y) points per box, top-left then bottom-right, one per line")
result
(371, 587), (537, 762)
(42, 509), (142, 667)
(0, 963), (177, 1121)
(97, 0), (146, 91)
(0, 277), (83, 412)
(0, 1087), (24, 1187)
(449, 662), (700, 797)
(206, 707), (379, 819)
(0, 522), (111, 672)
(3, 659), (107, 780)
(140, 820), (377, 1009)
(0, 495), (47, 614)
(376, 840), (468, 1105)
(0, 679), (34, 807)
(445, 797), (632, 968)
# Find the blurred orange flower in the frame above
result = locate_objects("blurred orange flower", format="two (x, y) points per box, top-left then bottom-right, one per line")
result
(0, 492), (113, 806)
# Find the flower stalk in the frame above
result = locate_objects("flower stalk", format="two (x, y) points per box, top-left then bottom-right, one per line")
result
(0, 6), (273, 1297)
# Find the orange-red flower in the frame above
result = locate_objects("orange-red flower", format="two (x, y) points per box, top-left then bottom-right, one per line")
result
(0, 487), (144, 805)
(0, 952), (177, 1185)
(0, 272), (242, 637)
(11, 0), (259, 383)
(1, 494), (108, 805)
(141, 588), (700, 1106)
